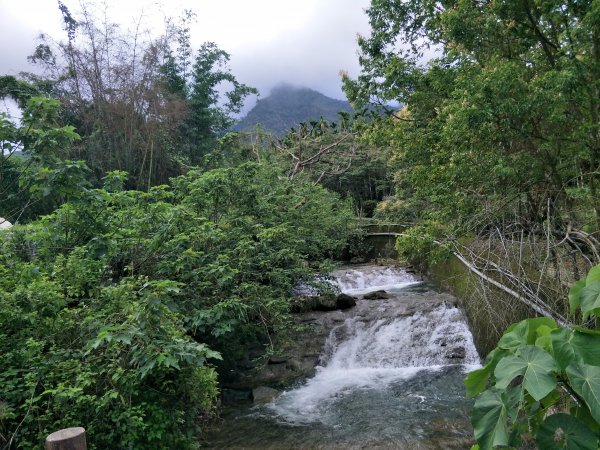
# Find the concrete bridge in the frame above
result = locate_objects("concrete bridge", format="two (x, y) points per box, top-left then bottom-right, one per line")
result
(359, 223), (409, 259)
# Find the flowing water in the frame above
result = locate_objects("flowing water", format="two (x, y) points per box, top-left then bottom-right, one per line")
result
(203, 265), (480, 449)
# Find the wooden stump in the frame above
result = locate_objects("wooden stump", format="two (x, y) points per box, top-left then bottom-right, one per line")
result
(45, 427), (87, 450)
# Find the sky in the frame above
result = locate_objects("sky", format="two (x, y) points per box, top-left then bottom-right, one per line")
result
(0, 0), (372, 111)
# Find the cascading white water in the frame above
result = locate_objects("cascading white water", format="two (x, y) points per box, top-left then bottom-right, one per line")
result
(204, 265), (481, 448)
(332, 265), (419, 295)
(268, 265), (480, 425)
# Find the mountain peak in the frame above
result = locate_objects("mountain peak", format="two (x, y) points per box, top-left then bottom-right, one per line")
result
(234, 84), (352, 136)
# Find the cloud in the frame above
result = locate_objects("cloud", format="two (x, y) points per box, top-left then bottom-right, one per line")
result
(0, 0), (371, 103)
(228, 1), (370, 100)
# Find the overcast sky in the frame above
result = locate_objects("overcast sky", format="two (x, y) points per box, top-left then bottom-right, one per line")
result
(0, 0), (372, 107)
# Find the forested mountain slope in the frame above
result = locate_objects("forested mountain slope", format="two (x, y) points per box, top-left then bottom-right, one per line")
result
(234, 84), (353, 135)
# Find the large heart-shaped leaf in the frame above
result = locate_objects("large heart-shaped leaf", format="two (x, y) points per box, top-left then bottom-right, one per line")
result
(497, 320), (529, 350)
(494, 345), (557, 401)
(466, 364), (491, 398)
(586, 264), (600, 284)
(552, 328), (600, 371)
(497, 318), (557, 351)
(536, 413), (598, 450)
(472, 389), (515, 450)
(566, 363), (600, 423)
(579, 281), (600, 318)
(569, 278), (586, 315)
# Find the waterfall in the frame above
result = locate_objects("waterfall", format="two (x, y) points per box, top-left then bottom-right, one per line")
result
(332, 265), (419, 295)
(267, 265), (479, 425)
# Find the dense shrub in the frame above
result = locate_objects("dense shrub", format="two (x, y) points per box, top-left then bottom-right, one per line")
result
(0, 163), (353, 448)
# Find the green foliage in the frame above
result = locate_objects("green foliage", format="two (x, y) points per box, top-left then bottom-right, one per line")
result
(1, 97), (85, 222)
(0, 159), (353, 448)
(184, 42), (257, 165)
(345, 0), (600, 234)
(466, 265), (600, 449)
(394, 221), (451, 269)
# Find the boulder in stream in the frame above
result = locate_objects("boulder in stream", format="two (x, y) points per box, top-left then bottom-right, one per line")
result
(335, 293), (357, 309)
(445, 346), (466, 359)
(252, 386), (281, 404)
(363, 290), (390, 300)
(313, 294), (357, 311)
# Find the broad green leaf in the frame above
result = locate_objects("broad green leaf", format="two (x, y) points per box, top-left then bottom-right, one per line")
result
(586, 264), (600, 285)
(579, 281), (600, 318)
(536, 324), (554, 338)
(497, 318), (557, 351)
(497, 320), (529, 350)
(471, 389), (512, 450)
(569, 278), (586, 315)
(535, 334), (552, 353)
(536, 413), (598, 450)
(494, 345), (558, 401)
(465, 365), (491, 398)
(552, 328), (600, 371)
(566, 363), (600, 423)
(571, 402), (600, 434)
(526, 317), (558, 338)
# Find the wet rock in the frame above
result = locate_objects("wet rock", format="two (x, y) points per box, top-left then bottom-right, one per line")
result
(287, 356), (319, 375)
(252, 386), (281, 404)
(349, 257), (366, 264)
(335, 293), (357, 309)
(291, 296), (319, 313)
(363, 290), (390, 300)
(314, 295), (338, 311)
(446, 346), (466, 359)
(268, 355), (288, 364)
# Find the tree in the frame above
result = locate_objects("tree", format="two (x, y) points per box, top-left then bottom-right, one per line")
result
(343, 0), (600, 235)
(0, 159), (354, 448)
(184, 42), (257, 165)
(23, 4), (256, 189)
(0, 96), (85, 222)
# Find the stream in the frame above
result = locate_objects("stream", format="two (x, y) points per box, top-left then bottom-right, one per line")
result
(202, 265), (480, 449)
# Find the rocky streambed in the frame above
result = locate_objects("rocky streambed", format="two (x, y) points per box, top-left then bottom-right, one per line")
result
(206, 265), (480, 449)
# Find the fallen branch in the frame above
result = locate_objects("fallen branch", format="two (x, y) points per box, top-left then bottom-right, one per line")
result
(453, 250), (567, 326)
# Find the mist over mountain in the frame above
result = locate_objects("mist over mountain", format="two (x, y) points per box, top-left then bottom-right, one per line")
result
(234, 84), (353, 136)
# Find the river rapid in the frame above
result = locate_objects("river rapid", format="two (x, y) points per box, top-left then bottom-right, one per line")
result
(202, 265), (480, 449)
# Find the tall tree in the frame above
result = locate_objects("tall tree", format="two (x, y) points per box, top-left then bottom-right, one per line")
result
(24, 4), (256, 188)
(185, 42), (257, 165)
(344, 0), (600, 236)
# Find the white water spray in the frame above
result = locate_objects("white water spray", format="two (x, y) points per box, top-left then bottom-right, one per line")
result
(268, 265), (479, 425)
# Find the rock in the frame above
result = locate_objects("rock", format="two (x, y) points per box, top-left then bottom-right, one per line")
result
(314, 295), (338, 311)
(252, 386), (281, 404)
(221, 388), (252, 404)
(291, 296), (318, 313)
(288, 356), (318, 374)
(335, 293), (357, 309)
(446, 346), (466, 359)
(363, 290), (389, 300)
(268, 355), (288, 364)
